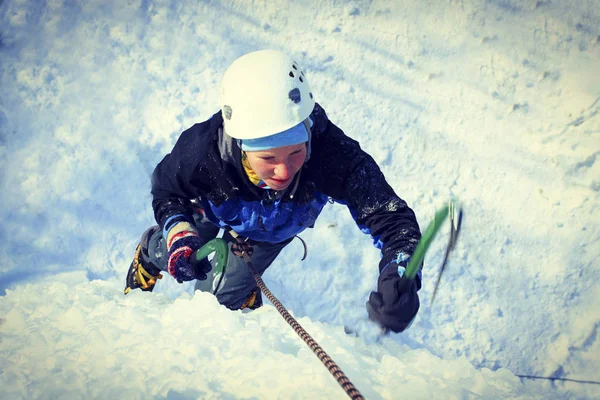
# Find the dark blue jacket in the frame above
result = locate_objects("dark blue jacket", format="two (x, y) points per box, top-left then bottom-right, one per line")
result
(151, 103), (421, 273)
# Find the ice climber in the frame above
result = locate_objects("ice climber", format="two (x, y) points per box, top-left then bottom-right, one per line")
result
(124, 49), (422, 333)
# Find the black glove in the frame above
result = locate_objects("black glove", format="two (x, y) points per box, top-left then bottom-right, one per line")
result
(366, 263), (420, 333)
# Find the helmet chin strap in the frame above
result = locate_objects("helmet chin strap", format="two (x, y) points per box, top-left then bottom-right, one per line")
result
(302, 117), (313, 163)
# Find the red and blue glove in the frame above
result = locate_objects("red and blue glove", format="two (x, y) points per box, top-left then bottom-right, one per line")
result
(366, 254), (421, 333)
(165, 216), (212, 282)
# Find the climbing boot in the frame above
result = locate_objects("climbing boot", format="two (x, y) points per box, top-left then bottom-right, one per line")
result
(241, 287), (263, 310)
(124, 226), (163, 294)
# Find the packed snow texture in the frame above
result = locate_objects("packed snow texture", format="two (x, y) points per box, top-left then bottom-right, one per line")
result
(0, 0), (599, 399)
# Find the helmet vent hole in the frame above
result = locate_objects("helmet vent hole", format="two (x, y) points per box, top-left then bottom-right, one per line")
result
(223, 105), (233, 120)
(309, 92), (313, 99)
(289, 88), (301, 104)
(289, 71), (295, 78)
(292, 64), (298, 70)
(299, 76), (304, 83)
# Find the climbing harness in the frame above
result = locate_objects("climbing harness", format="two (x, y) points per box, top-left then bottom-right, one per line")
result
(294, 235), (308, 261)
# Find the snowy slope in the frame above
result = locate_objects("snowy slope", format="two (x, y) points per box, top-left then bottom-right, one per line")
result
(1, 0), (598, 399)
(0, 273), (552, 399)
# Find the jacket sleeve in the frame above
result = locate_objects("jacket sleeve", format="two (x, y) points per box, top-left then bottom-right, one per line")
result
(151, 123), (214, 231)
(314, 118), (422, 275)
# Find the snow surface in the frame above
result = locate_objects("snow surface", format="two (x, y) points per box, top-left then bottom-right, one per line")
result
(0, 0), (598, 399)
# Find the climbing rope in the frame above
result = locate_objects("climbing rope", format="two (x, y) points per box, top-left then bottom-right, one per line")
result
(228, 231), (365, 400)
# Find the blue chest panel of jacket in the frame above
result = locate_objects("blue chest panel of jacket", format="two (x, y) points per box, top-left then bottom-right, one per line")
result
(200, 191), (330, 243)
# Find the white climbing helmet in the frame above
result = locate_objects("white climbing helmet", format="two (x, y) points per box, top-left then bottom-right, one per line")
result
(220, 49), (315, 140)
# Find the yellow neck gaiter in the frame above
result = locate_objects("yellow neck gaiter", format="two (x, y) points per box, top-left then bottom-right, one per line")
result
(241, 151), (263, 187)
